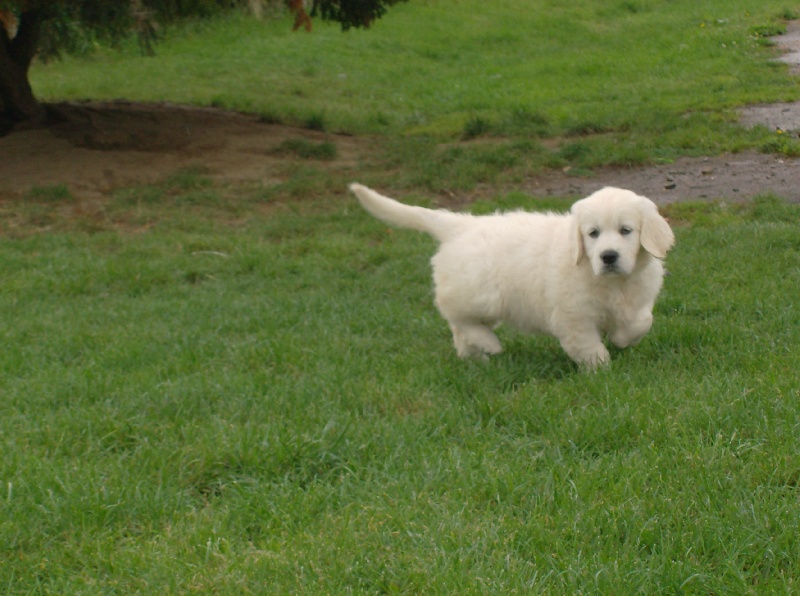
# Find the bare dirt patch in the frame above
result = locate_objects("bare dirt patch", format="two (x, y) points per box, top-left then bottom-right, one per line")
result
(739, 19), (800, 134)
(0, 101), (365, 202)
(775, 17), (800, 72)
(523, 152), (800, 204)
(1, 96), (799, 207)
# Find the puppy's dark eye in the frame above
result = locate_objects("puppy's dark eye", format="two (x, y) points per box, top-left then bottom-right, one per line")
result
(588, 229), (599, 239)
(620, 226), (632, 236)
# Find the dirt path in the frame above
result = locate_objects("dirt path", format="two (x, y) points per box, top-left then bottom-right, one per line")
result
(523, 152), (800, 204)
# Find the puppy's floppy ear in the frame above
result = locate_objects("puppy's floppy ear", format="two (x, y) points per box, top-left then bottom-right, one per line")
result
(640, 199), (675, 258)
(570, 200), (586, 265)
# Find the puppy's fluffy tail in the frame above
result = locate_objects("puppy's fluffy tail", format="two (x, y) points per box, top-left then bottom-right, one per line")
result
(349, 183), (467, 242)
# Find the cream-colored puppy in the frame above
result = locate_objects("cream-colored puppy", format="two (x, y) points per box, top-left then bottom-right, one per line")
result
(350, 184), (674, 368)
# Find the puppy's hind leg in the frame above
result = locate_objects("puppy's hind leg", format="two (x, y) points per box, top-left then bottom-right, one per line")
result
(449, 321), (503, 361)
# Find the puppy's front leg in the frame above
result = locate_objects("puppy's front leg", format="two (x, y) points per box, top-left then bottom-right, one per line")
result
(609, 309), (653, 348)
(449, 322), (503, 361)
(558, 330), (610, 369)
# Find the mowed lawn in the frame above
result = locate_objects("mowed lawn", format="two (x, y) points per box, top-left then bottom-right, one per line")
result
(3, 0), (800, 592)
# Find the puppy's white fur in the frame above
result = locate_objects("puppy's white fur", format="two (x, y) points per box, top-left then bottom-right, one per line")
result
(350, 183), (674, 368)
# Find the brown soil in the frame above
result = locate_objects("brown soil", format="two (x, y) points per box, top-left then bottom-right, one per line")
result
(4, 19), (800, 208)
(0, 101), (366, 202)
(522, 151), (800, 204)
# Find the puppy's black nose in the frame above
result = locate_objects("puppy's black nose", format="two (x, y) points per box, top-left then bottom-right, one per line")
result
(601, 250), (618, 265)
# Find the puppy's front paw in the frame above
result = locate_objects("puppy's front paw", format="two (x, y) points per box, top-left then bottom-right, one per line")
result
(451, 323), (503, 361)
(610, 311), (653, 348)
(580, 346), (610, 370)
(560, 335), (609, 370)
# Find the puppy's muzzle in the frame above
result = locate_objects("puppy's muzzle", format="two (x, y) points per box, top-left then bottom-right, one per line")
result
(600, 250), (619, 265)
(599, 250), (622, 274)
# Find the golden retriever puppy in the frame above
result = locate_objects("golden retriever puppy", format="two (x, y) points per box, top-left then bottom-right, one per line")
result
(349, 184), (674, 368)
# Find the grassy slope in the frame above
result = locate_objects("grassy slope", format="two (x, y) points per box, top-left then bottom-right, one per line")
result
(4, 0), (800, 592)
(30, 0), (800, 190)
(33, 1), (799, 140)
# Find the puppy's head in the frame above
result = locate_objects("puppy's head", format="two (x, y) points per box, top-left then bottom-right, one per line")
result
(571, 187), (674, 276)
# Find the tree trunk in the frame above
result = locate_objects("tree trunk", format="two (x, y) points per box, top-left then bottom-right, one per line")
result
(0, 9), (44, 133)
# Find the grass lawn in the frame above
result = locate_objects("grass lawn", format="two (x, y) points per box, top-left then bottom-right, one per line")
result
(3, 0), (800, 592)
(3, 180), (800, 592)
